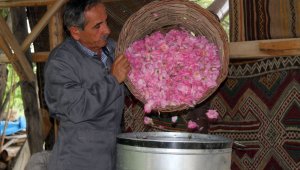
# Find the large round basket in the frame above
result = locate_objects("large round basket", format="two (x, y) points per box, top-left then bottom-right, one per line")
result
(116, 0), (229, 112)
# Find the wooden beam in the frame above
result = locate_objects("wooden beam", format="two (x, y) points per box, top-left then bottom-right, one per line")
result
(0, 19), (27, 81)
(2, 38), (300, 63)
(0, 0), (55, 7)
(259, 38), (300, 51)
(229, 38), (300, 59)
(0, 34), (13, 58)
(0, 0), (120, 7)
(48, 4), (64, 49)
(0, 53), (9, 63)
(0, 34), (11, 62)
(31, 52), (48, 63)
(21, 0), (68, 52)
(0, 16), (35, 81)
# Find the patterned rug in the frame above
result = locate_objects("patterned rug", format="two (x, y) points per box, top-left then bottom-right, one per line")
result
(209, 56), (300, 170)
(122, 1), (300, 169)
(123, 56), (300, 170)
(227, 1), (300, 168)
(229, 0), (300, 41)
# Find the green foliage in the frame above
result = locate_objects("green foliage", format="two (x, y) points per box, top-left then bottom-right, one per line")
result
(0, 9), (23, 117)
(221, 15), (230, 37)
(192, 0), (229, 37)
(191, 0), (214, 8)
(0, 8), (9, 19)
(4, 65), (24, 117)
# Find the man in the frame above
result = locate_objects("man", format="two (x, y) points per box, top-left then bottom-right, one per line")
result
(44, 0), (130, 169)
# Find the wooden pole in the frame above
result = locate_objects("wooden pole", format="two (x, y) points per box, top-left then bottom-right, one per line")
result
(2, 37), (300, 63)
(0, 54), (9, 63)
(0, 16), (34, 81)
(1, 146), (22, 161)
(48, 4), (64, 49)
(0, 0), (121, 7)
(0, 0), (55, 7)
(21, 0), (68, 52)
(12, 140), (30, 170)
(0, 35), (12, 63)
(48, 3), (64, 142)
(0, 35), (13, 58)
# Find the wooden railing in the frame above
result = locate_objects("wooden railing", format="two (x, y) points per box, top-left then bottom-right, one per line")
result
(0, 0), (121, 80)
(0, 0), (67, 81)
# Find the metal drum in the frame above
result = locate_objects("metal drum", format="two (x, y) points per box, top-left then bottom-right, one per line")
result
(116, 132), (233, 170)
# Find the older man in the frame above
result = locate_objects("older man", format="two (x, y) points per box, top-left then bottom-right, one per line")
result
(44, 0), (130, 169)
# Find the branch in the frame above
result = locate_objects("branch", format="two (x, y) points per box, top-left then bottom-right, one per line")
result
(0, 82), (21, 120)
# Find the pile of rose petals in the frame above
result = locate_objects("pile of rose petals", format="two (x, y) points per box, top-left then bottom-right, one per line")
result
(125, 29), (221, 113)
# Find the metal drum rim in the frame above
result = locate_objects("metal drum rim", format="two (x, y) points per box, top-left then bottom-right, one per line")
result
(117, 132), (233, 149)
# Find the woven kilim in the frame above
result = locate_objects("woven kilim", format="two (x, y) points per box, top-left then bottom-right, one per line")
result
(227, 0), (300, 168)
(229, 0), (300, 41)
(122, 1), (300, 170)
(209, 56), (300, 170)
(123, 56), (300, 170)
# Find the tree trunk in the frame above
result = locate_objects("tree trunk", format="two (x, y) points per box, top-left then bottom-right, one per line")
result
(26, 6), (55, 150)
(0, 65), (7, 107)
(11, 7), (43, 154)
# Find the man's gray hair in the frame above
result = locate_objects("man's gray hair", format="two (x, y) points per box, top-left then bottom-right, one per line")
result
(63, 0), (103, 35)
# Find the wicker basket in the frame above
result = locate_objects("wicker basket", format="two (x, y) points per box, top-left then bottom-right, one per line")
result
(116, 0), (229, 112)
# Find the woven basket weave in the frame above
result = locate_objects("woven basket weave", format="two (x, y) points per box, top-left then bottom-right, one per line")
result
(116, 0), (229, 112)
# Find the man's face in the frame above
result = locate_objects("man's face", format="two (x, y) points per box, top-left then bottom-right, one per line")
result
(74, 3), (111, 53)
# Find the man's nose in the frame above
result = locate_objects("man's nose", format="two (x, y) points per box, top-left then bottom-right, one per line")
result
(104, 23), (111, 35)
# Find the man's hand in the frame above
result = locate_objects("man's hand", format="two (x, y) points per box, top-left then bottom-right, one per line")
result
(111, 54), (131, 83)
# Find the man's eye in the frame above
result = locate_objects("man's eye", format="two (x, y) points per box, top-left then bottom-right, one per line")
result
(94, 23), (101, 29)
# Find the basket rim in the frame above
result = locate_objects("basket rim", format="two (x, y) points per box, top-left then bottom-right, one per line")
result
(117, 0), (230, 112)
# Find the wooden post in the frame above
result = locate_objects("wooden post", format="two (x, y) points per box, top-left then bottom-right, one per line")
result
(1, 146), (22, 161)
(0, 16), (34, 81)
(48, 2), (64, 142)
(0, 0), (55, 7)
(21, 0), (68, 52)
(48, 4), (64, 49)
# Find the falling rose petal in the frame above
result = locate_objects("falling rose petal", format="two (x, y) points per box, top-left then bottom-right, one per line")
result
(144, 100), (155, 113)
(187, 120), (199, 129)
(144, 116), (154, 125)
(171, 116), (178, 123)
(205, 109), (219, 120)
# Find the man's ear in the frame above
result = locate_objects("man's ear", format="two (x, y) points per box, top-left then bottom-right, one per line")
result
(69, 26), (80, 40)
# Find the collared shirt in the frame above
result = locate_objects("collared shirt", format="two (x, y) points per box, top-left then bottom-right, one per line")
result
(76, 41), (109, 67)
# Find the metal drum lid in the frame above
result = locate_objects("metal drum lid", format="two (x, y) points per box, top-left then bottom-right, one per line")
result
(117, 132), (233, 149)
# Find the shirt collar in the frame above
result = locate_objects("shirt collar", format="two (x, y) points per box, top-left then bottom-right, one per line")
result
(76, 41), (98, 57)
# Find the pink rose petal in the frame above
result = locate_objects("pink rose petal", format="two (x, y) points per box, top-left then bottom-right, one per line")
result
(205, 109), (219, 120)
(126, 29), (221, 113)
(187, 120), (199, 129)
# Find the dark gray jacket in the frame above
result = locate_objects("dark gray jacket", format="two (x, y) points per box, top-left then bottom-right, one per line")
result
(44, 37), (124, 170)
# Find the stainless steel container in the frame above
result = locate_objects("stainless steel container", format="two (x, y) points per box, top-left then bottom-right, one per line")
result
(116, 132), (233, 170)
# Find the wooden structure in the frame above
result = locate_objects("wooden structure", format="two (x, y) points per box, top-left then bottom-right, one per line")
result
(0, 0), (67, 81)
(0, 0), (300, 65)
